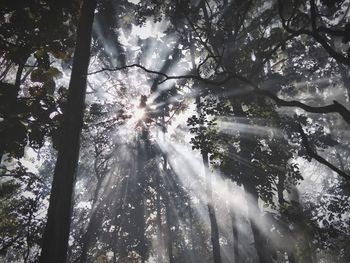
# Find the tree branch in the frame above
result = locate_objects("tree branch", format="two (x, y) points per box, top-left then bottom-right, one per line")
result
(257, 89), (350, 125)
(278, 0), (350, 66)
(298, 124), (350, 180)
(88, 64), (350, 125)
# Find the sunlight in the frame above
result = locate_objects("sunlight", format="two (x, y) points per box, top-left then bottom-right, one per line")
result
(132, 106), (145, 121)
(156, 131), (248, 212)
(4, 0), (349, 262)
(155, 129), (289, 244)
(217, 119), (284, 139)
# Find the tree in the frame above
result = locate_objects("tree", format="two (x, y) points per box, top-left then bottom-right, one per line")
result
(39, 0), (98, 262)
(2, 0), (350, 262)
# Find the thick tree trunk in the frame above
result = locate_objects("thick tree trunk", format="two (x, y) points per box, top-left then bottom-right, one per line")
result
(208, 203), (221, 263)
(202, 153), (222, 263)
(39, 0), (97, 262)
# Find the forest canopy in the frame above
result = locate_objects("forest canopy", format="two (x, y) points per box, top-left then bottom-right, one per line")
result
(0, 0), (350, 262)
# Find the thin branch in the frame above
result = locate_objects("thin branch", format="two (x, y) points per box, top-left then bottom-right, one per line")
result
(164, 101), (186, 124)
(250, 34), (296, 78)
(278, 0), (350, 66)
(0, 61), (13, 80)
(298, 124), (350, 180)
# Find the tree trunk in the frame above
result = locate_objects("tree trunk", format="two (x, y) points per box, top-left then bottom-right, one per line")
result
(155, 170), (164, 262)
(190, 21), (221, 263)
(14, 62), (25, 93)
(39, 0), (97, 262)
(0, 61), (12, 81)
(202, 153), (222, 263)
(244, 183), (273, 263)
(135, 130), (148, 262)
(0, 61), (26, 165)
(230, 210), (239, 263)
(164, 193), (174, 263)
(188, 200), (197, 259)
(79, 209), (101, 263)
(277, 173), (298, 263)
(338, 59), (350, 102)
(288, 187), (317, 263)
(79, 178), (104, 263)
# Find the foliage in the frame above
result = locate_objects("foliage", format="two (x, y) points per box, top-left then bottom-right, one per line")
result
(2, 0), (350, 262)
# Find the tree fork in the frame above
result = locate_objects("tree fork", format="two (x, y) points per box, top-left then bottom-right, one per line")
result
(39, 0), (98, 262)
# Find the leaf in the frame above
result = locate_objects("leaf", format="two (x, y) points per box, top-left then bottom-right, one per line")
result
(29, 85), (46, 97)
(34, 49), (45, 59)
(42, 80), (56, 95)
(28, 124), (46, 149)
(31, 69), (48, 83)
(34, 50), (50, 69)
(47, 67), (63, 79)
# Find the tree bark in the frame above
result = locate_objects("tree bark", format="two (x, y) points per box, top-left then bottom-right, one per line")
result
(338, 63), (350, 103)
(155, 169), (164, 262)
(135, 130), (148, 262)
(244, 183), (273, 263)
(202, 153), (222, 263)
(288, 187), (317, 263)
(164, 193), (174, 263)
(79, 178), (104, 263)
(79, 209), (101, 263)
(190, 22), (222, 263)
(14, 62), (25, 93)
(0, 61), (26, 165)
(188, 200), (197, 258)
(39, 0), (97, 262)
(0, 61), (13, 81)
(230, 210), (239, 263)
(229, 98), (273, 263)
(277, 173), (298, 263)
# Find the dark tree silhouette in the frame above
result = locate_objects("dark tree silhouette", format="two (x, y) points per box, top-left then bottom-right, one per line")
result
(39, 0), (98, 262)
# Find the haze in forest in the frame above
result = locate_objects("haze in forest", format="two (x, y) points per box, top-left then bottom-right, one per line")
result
(0, 0), (350, 263)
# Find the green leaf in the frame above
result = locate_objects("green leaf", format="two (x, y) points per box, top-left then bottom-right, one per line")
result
(47, 67), (63, 79)
(31, 69), (47, 83)
(42, 79), (56, 95)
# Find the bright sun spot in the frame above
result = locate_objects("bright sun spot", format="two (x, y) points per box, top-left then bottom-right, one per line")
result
(132, 107), (145, 121)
